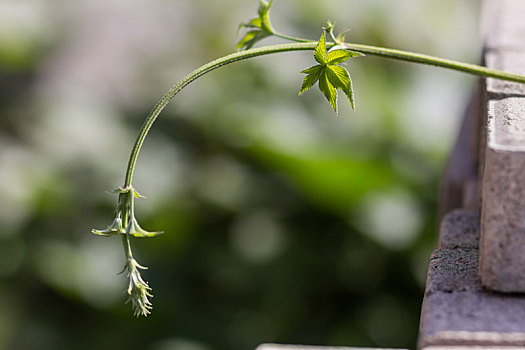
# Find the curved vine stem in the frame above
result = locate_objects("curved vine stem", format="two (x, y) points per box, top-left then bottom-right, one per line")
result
(123, 42), (316, 187)
(123, 38), (525, 188)
(343, 42), (525, 83)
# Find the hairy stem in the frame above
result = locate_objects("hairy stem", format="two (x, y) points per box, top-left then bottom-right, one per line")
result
(272, 32), (312, 43)
(343, 42), (525, 84)
(123, 40), (525, 188)
(122, 234), (133, 262)
(123, 42), (316, 187)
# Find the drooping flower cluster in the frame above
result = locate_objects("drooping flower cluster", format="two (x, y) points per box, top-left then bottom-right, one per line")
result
(92, 185), (162, 317)
(123, 258), (153, 317)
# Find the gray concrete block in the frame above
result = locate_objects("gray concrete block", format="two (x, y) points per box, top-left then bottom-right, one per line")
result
(426, 249), (481, 294)
(480, 98), (525, 292)
(421, 292), (525, 346)
(483, 0), (525, 50)
(438, 210), (479, 250)
(419, 247), (525, 348)
(425, 347), (525, 350)
(485, 50), (525, 95)
(255, 345), (405, 350)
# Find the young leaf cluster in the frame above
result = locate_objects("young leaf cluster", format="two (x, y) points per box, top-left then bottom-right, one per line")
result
(237, 0), (274, 50)
(299, 31), (363, 114)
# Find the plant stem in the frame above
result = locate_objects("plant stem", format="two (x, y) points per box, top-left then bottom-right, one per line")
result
(122, 234), (133, 262)
(123, 42), (316, 187)
(272, 32), (312, 43)
(123, 40), (525, 187)
(343, 42), (525, 84)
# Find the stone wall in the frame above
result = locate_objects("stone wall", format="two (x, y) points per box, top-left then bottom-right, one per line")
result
(254, 0), (525, 349)
(419, 0), (525, 348)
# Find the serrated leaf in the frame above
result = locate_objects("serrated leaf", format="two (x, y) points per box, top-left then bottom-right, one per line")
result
(345, 75), (355, 110)
(326, 66), (355, 110)
(299, 65), (323, 95)
(326, 49), (362, 65)
(299, 26), (361, 113)
(326, 65), (350, 89)
(300, 65), (323, 75)
(314, 32), (327, 65)
(319, 72), (338, 114)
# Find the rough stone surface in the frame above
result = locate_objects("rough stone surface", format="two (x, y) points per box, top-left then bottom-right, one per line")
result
(486, 98), (525, 149)
(425, 347), (525, 350)
(438, 210), (479, 250)
(426, 249), (481, 294)
(480, 0), (525, 293)
(255, 345), (405, 350)
(482, 0), (525, 50)
(480, 98), (525, 292)
(419, 208), (525, 348)
(419, 247), (525, 348)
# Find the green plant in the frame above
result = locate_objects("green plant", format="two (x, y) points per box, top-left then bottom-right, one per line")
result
(92, 0), (525, 317)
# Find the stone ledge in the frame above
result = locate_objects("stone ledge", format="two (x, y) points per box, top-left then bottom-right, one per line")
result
(485, 50), (525, 95)
(425, 346), (525, 350)
(419, 211), (525, 349)
(426, 249), (480, 294)
(486, 98), (525, 149)
(438, 209), (479, 250)
(255, 345), (405, 350)
(480, 0), (525, 293)
(480, 97), (525, 292)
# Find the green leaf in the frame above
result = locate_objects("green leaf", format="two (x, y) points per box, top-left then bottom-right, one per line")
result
(326, 49), (362, 65)
(300, 65), (323, 75)
(299, 65), (323, 95)
(314, 32), (327, 64)
(326, 65), (350, 89)
(244, 17), (262, 29)
(237, 0), (274, 50)
(326, 65), (355, 110)
(299, 27), (361, 113)
(236, 30), (269, 50)
(319, 72), (338, 114)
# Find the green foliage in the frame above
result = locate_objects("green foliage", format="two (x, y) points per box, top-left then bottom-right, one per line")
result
(300, 31), (363, 114)
(237, 0), (275, 50)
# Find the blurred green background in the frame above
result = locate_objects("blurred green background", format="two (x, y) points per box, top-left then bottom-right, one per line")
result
(0, 0), (481, 349)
